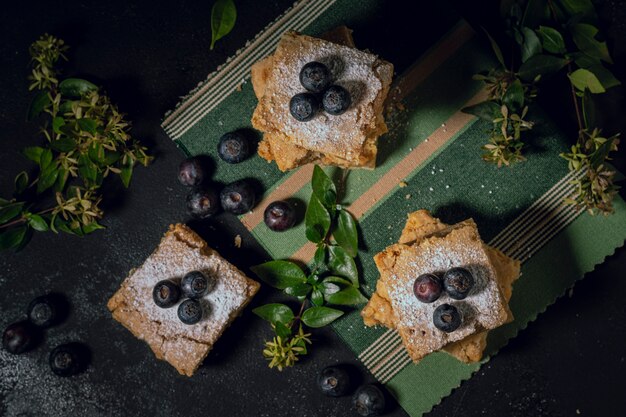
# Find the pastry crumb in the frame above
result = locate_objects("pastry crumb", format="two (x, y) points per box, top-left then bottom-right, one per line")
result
(399, 181), (408, 188)
(234, 235), (242, 248)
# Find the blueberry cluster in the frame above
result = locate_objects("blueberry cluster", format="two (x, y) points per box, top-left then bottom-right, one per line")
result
(2, 294), (89, 377)
(153, 270), (215, 325)
(317, 365), (387, 416)
(289, 61), (351, 122)
(412, 267), (475, 333)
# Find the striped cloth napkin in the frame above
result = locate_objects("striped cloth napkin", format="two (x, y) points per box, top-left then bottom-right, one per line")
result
(162, 1), (626, 415)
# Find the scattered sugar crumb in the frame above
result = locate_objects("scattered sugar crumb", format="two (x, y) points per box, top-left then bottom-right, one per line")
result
(234, 235), (242, 248)
(218, 120), (223, 126)
(405, 194), (411, 200)
(489, 190), (493, 194)
(429, 187), (434, 192)
(236, 84), (243, 92)
(399, 181), (408, 188)
(441, 123), (446, 127)
(387, 225), (392, 229)
(576, 410), (581, 415)
(481, 184), (485, 188)
(439, 168), (443, 172)
(445, 185), (450, 189)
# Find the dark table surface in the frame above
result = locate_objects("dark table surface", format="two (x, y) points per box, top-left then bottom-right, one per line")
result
(1, 1), (626, 416)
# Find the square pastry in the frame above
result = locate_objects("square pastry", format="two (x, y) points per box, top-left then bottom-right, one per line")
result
(251, 30), (393, 171)
(370, 215), (513, 362)
(107, 224), (260, 376)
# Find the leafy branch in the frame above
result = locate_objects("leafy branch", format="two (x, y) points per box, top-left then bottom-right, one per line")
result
(464, 0), (621, 215)
(251, 166), (368, 370)
(0, 34), (153, 250)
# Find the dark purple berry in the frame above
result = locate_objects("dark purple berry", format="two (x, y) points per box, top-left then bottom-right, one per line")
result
(217, 131), (250, 164)
(413, 273), (442, 303)
(264, 200), (296, 232)
(27, 294), (63, 328)
(322, 85), (351, 115)
(153, 280), (181, 308)
(181, 271), (213, 299)
(353, 384), (386, 416)
(220, 180), (256, 214)
(300, 61), (332, 93)
(187, 187), (220, 219)
(289, 92), (319, 122)
(178, 157), (205, 187)
(177, 299), (204, 325)
(2, 321), (41, 354)
(433, 303), (462, 333)
(318, 366), (351, 397)
(443, 267), (475, 300)
(49, 343), (86, 377)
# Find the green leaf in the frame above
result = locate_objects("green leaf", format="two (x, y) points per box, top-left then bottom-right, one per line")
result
(483, 29), (505, 68)
(77, 118), (98, 134)
(537, 26), (566, 54)
(252, 303), (294, 325)
(59, 100), (76, 114)
(51, 137), (77, 153)
(572, 52), (600, 69)
(210, 0), (237, 50)
(328, 245), (359, 287)
(311, 166), (337, 208)
(320, 281), (340, 296)
(311, 289), (324, 306)
(0, 226), (28, 250)
(82, 221), (105, 234)
(284, 283), (312, 297)
(558, 0), (596, 19)
(28, 214), (48, 232)
(305, 194), (331, 243)
(570, 24), (612, 64)
(39, 149), (53, 170)
(461, 101), (501, 121)
(521, 27), (542, 63)
(27, 91), (51, 121)
(518, 54), (568, 81)
(0, 202), (25, 225)
(274, 322), (292, 339)
(59, 78), (98, 98)
(568, 68), (605, 93)
(37, 162), (59, 194)
(333, 209), (358, 257)
(502, 79), (525, 112)
(23, 146), (44, 164)
(78, 154), (98, 184)
(54, 167), (69, 192)
(326, 287), (369, 306)
(312, 244), (326, 269)
(323, 276), (353, 287)
(521, 0), (548, 28)
(52, 116), (65, 134)
(251, 260), (307, 289)
(301, 306), (344, 328)
(120, 160), (134, 188)
(14, 172), (29, 194)
(88, 143), (105, 164)
(588, 65), (621, 90)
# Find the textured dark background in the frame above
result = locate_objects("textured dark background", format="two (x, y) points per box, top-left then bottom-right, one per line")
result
(1, 1), (626, 416)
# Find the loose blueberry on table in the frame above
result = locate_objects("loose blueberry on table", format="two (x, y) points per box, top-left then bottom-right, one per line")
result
(413, 273), (442, 303)
(178, 299), (204, 325)
(443, 267), (475, 300)
(153, 280), (181, 308)
(433, 303), (462, 333)
(299, 61), (332, 93)
(178, 157), (205, 187)
(264, 200), (296, 231)
(220, 180), (256, 214)
(318, 365), (351, 397)
(217, 131), (251, 164)
(181, 271), (212, 299)
(322, 84), (351, 115)
(353, 384), (386, 416)
(187, 186), (220, 219)
(2, 321), (41, 354)
(49, 343), (84, 377)
(27, 294), (62, 328)
(289, 92), (319, 122)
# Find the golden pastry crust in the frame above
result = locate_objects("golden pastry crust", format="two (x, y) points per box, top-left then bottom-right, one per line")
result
(362, 211), (519, 363)
(107, 224), (260, 376)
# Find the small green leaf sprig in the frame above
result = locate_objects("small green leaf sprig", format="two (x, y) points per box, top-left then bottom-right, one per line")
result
(464, 0), (621, 214)
(251, 166), (368, 371)
(0, 34), (152, 250)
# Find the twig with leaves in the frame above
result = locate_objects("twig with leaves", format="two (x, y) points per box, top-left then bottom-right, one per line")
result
(0, 34), (152, 250)
(463, 0), (621, 215)
(251, 166), (368, 370)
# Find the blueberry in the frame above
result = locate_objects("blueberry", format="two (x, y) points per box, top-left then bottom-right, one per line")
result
(217, 131), (250, 164)
(220, 180), (256, 214)
(2, 321), (41, 354)
(443, 267), (475, 300)
(289, 92), (319, 122)
(181, 271), (213, 299)
(433, 303), (462, 333)
(353, 384), (386, 416)
(264, 200), (296, 232)
(413, 273), (442, 303)
(49, 343), (86, 377)
(178, 157), (205, 187)
(318, 366), (351, 397)
(177, 299), (204, 325)
(187, 187), (220, 219)
(153, 280), (181, 308)
(299, 61), (332, 93)
(27, 294), (64, 328)
(322, 85), (351, 115)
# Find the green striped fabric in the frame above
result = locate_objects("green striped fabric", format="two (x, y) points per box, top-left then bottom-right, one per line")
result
(162, 1), (626, 415)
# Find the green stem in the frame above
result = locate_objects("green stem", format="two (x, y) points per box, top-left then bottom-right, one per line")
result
(567, 64), (585, 134)
(0, 207), (55, 230)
